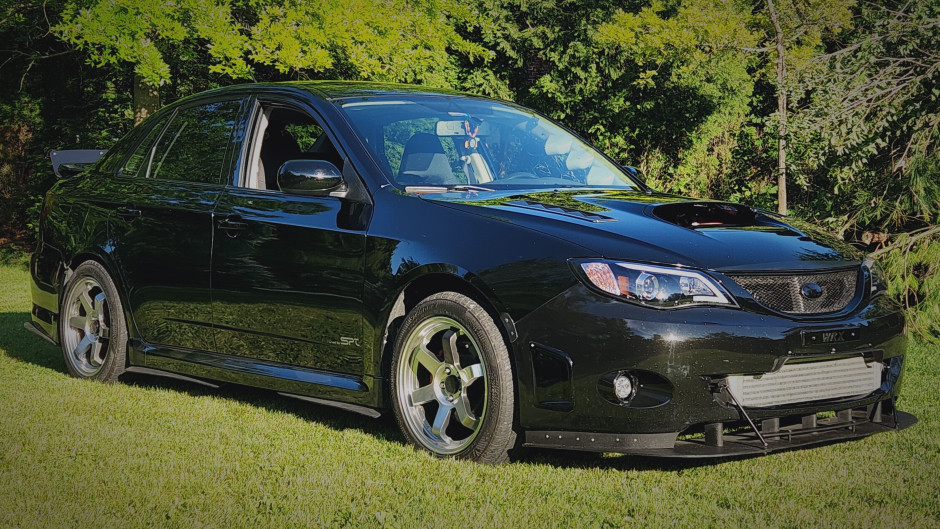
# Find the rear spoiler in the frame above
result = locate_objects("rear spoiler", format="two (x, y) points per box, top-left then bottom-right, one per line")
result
(50, 149), (107, 178)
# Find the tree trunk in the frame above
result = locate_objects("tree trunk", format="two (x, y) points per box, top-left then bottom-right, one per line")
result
(767, 0), (788, 215)
(133, 73), (160, 125)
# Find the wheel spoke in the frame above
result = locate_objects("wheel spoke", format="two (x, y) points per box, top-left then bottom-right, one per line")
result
(89, 340), (105, 366)
(98, 322), (110, 339)
(69, 316), (87, 330)
(460, 363), (484, 386)
(93, 292), (107, 318)
(453, 395), (478, 429)
(79, 289), (95, 318)
(431, 403), (453, 440)
(441, 329), (461, 367)
(73, 335), (92, 360)
(412, 345), (442, 374)
(409, 384), (436, 407)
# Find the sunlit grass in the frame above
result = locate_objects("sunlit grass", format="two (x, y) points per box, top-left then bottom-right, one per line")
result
(1, 261), (938, 528)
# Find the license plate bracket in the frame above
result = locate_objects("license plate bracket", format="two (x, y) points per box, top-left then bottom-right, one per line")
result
(801, 328), (861, 346)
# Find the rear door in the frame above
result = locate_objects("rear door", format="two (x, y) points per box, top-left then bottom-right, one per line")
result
(210, 100), (368, 375)
(108, 98), (246, 351)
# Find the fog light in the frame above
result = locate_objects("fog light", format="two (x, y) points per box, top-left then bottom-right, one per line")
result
(613, 373), (634, 401)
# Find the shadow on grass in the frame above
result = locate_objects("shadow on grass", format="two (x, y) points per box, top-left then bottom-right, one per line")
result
(0, 312), (62, 370)
(3, 310), (724, 472)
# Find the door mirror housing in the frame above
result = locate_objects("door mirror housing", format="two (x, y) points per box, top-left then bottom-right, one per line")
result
(277, 160), (346, 195)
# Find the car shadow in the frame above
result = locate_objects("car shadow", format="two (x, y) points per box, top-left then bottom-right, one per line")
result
(5, 310), (730, 472)
(0, 312), (63, 370)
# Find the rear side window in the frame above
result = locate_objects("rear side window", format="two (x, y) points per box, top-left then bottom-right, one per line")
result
(120, 115), (171, 178)
(149, 100), (241, 184)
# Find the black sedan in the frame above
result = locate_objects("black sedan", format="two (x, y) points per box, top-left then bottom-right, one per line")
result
(26, 82), (914, 463)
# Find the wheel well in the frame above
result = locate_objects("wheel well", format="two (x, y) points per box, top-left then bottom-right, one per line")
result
(378, 273), (517, 407)
(67, 252), (107, 280)
(64, 252), (138, 350)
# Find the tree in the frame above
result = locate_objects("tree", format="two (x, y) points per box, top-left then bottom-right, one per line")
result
(55, 0), (490, 121)
(596, 0), (854, 213)
(791, 0), (940, 232)
(754, 0), (854, 214)
(56, 0), (250, 122)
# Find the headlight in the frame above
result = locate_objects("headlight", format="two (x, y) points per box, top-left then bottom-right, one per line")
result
(863, 256), (888, 295)
(573, 260), (735, 308)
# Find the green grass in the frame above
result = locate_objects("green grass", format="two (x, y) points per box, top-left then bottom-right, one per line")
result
(1, 261), (938, 529)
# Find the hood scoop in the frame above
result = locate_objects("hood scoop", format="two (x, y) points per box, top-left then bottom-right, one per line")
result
(506, 199), (617, 223)
(654, 201), (757, 229)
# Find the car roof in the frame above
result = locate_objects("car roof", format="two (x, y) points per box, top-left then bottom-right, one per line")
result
(168, 81), (468, 107)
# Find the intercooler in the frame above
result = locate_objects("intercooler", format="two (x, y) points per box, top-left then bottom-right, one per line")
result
(725, 356), (883, 408)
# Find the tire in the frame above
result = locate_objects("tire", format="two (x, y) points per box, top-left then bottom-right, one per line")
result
(390, 292), (517, 463)
(59, 260), (128, 383)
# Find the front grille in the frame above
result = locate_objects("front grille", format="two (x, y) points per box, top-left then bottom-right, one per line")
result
(728, 268), (858, 314)
(725, 356), (882, 408)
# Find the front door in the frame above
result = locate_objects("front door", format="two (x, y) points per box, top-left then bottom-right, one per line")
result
(210, 103), (367, 375)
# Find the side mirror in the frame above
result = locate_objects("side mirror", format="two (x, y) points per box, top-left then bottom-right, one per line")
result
(277, 160), (345, 195)
(622, 165), (645, 184)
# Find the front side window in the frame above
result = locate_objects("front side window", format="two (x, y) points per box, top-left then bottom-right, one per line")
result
(149, 100), (242, 184)
(244, 105), (343, 191)
(340, 96), (639, 189)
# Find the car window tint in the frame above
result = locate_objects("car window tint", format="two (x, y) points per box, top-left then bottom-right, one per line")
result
(149, 100), (241, 183)
(95, 123), (149, 175)
(120, 115), (171, 177)
(383, 118), (467, 183)
(341, 97), (638, 189)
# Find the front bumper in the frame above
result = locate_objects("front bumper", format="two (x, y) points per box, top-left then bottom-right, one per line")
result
(512, 283), (912, 456)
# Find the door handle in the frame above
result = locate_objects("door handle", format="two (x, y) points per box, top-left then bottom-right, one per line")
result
(218, 215), (247, 234)
(115, 205), (141, 220)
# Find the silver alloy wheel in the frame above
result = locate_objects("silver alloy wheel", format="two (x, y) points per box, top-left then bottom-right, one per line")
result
(62, 276), (111, 377)
(396, 316), (488, 455)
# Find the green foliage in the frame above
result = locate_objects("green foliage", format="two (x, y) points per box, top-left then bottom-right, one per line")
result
(55, 0), (490, 89)
(247, 0), (488, 87)
(788, 0), (940, 233)
(879, 230), (940, 343)
(57, 0), (251, 87)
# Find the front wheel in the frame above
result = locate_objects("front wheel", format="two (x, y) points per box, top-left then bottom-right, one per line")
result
(390, 292), (517, 463)
(59, 260), (128, 382)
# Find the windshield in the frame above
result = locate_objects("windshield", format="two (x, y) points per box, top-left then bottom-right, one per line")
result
(338, 96), (639, 190)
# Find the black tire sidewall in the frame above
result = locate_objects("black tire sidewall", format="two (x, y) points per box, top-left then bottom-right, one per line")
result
(390, 292), (516, 463)
(59, 261), (128, 383)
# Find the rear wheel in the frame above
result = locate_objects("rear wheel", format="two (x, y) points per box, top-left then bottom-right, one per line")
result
(59, 261), (127, 382)
(391, 292), (517, 463)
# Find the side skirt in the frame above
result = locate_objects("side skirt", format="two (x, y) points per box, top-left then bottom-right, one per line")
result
(132, 339), (381, 410)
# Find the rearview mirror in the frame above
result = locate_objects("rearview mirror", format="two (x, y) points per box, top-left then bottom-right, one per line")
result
(435, 120), (492, 137)
(277, 160), (345, 195)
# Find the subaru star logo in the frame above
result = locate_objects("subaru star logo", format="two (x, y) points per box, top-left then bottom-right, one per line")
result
(801, 283), (824, 299)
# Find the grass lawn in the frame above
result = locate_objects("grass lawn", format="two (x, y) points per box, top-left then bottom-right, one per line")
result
(1, 258), (938, 528)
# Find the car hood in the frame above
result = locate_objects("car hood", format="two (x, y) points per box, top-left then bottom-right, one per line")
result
(421, 189), (861, 272)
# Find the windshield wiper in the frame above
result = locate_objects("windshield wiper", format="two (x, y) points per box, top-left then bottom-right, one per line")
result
(404, 184), (495, 194)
